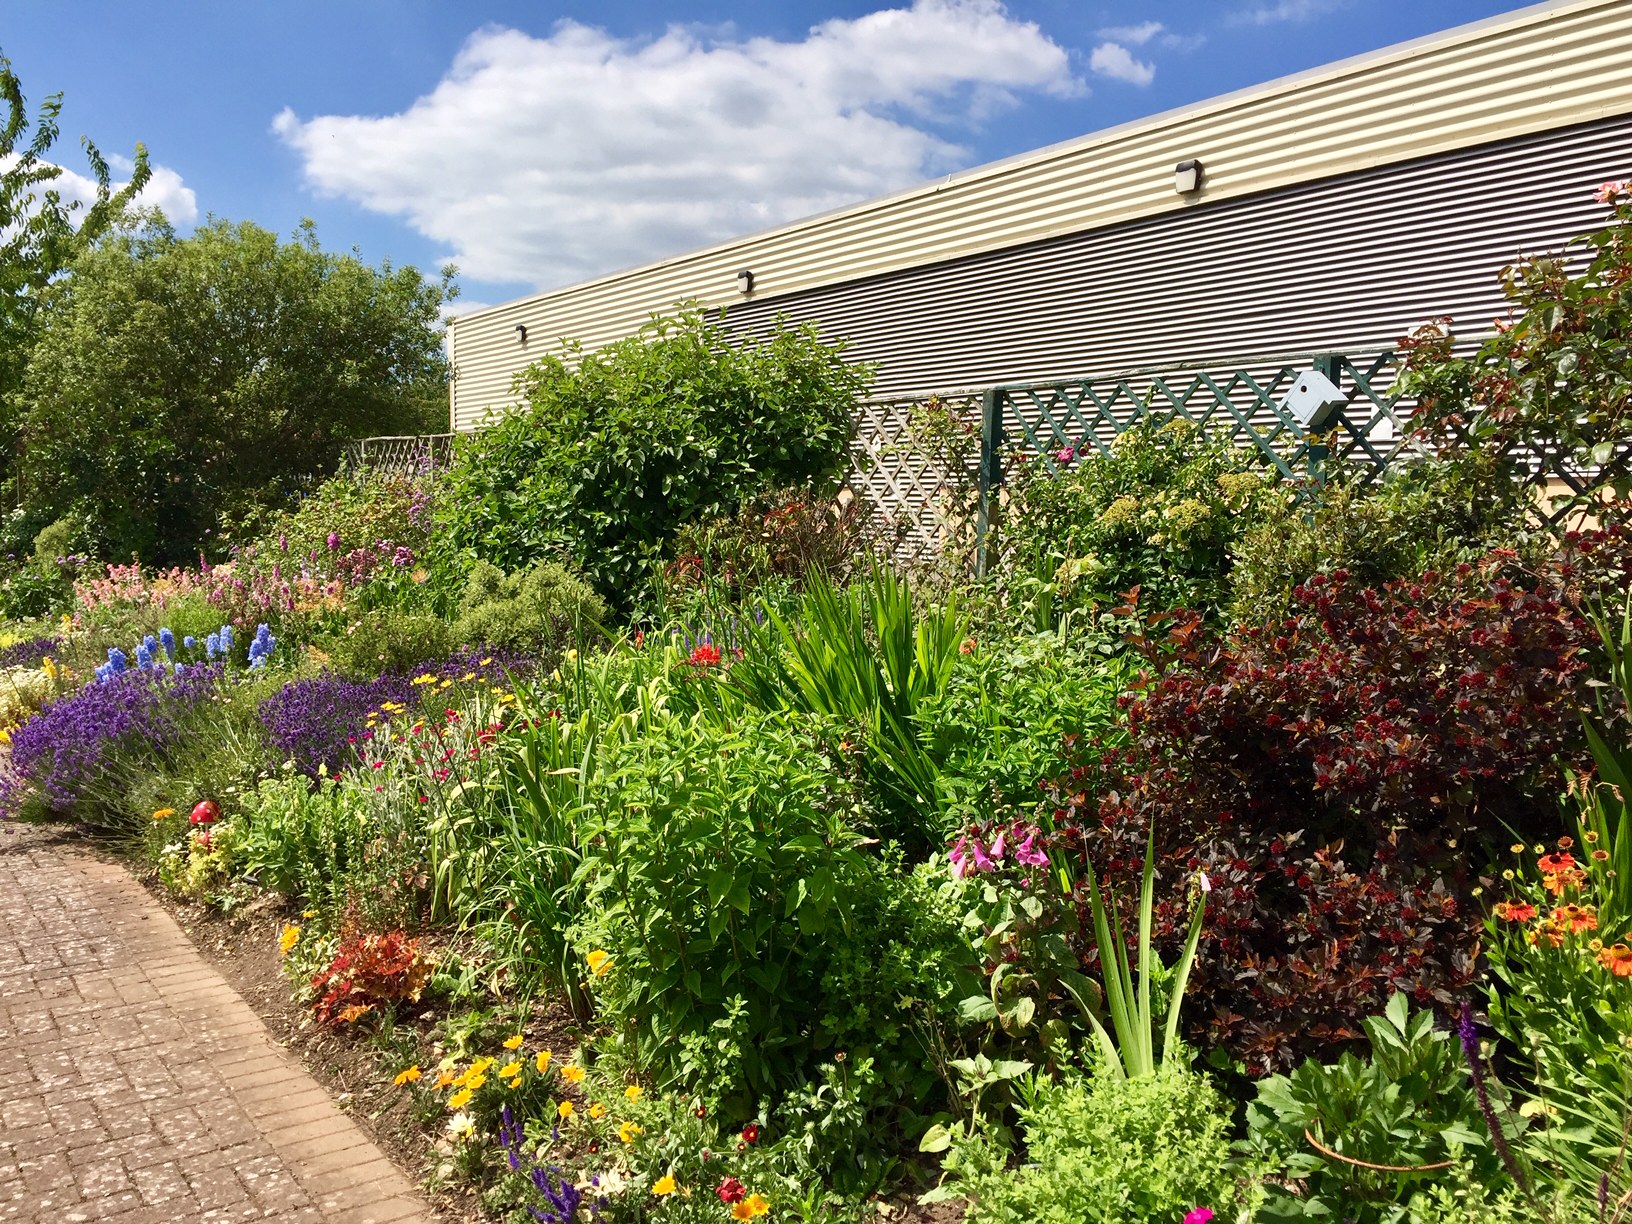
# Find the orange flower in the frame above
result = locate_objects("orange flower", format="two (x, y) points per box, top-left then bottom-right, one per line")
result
(1598, 944), (1632, 977)
(1542, 868), (1587, 896)
(1551, 904), (1598, 934)
(1493, 900), (1537, 923)
(1538, 852), (1577, 874)
(393, 1065), (422, 1086)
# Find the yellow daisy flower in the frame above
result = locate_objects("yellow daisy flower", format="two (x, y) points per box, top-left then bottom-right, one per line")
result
(448, 1088), (473, 1109)
(535, 1050), (553, 1073)
(393, 1065), (422, 1086)
(652, 1175), (677, 1196)
(561, 1065), (585, 1085)
(502, 1034), (524, 1050)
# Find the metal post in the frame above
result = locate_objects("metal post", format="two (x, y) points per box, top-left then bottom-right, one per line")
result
(975, 387), (1005, 579)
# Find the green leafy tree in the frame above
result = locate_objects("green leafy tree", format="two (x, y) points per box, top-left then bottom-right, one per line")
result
(12, 218), (456, 564)
(436, 309), (872, 608)
(0, 46), (150, 480)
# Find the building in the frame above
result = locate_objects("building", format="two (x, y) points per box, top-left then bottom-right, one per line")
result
(446, 0), (1632, 434)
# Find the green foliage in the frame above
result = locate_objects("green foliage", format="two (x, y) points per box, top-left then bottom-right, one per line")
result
(13, 217), (454, 564)
(436, 310), (871, 607)
(1081, 820), (1205, 1080)
(1399, 181), (1632, 497)
(919, 631), (1125, 828)
(327, 610), (454, 679)
(236, 772), (378, 924)
(1230, 452), (1537, 625)
(727, 567), (969, 852)
(0, 47), (149, 472)
(1244, 993), (1508, 1221)
(1000, 417), (1285, 618)
(951, 1062), (1242, 1224)
(452, 559), (606, 664)
(660, 488), (864, 610)
(570, 705), (961, 1111)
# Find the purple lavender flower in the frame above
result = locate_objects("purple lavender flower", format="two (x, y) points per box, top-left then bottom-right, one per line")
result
(1458, 1001), (1534, 1200)
(0, 636), (57, 669)
(1, 666), (222, 817)
(327, 531), (341, 551)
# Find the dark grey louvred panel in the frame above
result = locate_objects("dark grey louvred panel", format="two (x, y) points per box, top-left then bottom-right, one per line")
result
(718, 112), (1632, 399)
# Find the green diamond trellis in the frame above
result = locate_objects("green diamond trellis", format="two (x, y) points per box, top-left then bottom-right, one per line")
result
(972, 350), (1625, 575)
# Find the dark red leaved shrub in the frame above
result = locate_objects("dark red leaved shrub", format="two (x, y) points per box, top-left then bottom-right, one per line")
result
(1043, 539), (1632, 1072)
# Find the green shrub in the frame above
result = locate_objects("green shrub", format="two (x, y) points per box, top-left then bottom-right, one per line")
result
(451, 559), (605, 663)
(1229, 452), (1536, 625)
(326, 609), (454, 678)
(919, 630), (1126, 829)
(569, 705), (971, 1115)
(436, 310), (872, 608)
(955, 1061), (1241, 1224)
(1243, 993), (1510, 1222)
(1000, 417), (1286, 620)
(660, 488), (864, 609)
(727, 566), (969, 852)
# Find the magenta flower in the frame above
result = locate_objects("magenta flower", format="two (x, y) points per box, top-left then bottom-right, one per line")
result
(1014, 832), (1049, 868)
(989, 830), (1007, 861)
(1183, 1209), (1214, 1224)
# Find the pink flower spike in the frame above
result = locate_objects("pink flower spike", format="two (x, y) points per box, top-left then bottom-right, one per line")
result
(1015, 834), (1049, 868)
(989, 831), (1006, 861)
(970, 841), (996, 874)
(1183, 1209), (1214, 1224)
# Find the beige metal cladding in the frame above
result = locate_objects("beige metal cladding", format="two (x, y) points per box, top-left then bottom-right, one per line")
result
(716, 112), (1631, 398)
(447, 0), (1632, 432)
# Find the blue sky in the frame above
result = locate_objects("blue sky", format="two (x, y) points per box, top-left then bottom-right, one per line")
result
(5, 0), (1537, 310)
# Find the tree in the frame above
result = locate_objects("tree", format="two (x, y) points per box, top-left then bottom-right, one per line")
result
(1, 46), (151, 480)
(436, 309), (872, 608)
(12, 217), (457, 564)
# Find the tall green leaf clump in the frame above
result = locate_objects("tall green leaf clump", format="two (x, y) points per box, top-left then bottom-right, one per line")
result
(436, 310), (871, 610)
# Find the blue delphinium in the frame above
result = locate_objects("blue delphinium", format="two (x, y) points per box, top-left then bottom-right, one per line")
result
(246, 623), (276, 670)
(183, 635), (197, 651)
(205, 632), (221, 660)
(220, 624), (235, 653)
(159, 628), (176, 660)
(134, 641), (154, 670)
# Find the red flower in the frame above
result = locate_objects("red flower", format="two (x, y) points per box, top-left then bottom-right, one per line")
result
(1492, 900), (1536, 923)
(1537, 852), (1576, 874)
(1598, 944), (1632, 977)
(718, 1177), (746, 1204)
(689, 643), (722, 667)
(741, 1123), (759, 1145)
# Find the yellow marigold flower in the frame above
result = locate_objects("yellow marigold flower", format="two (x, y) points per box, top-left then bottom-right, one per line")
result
(745, 1193), (769, 1216)
(587, 949), (613, 977)
(480, 657), (493, 666)
(652, 1175), (677, 1196)
(561, 1064), (585, 1085)
(433, 1070), (457, 1089)
(471, 1057), (495, 1074)
(503, 1034), (524, 1050)
(448, 1088), (473, 1109)
(618, 1120), (642, 1144)
(624, 1084), (643, 1102)
(733, 1204), (754, 1222)
(394, 1065), (422, 1086)
(557, 1100), (576, 1120)
(151, 807), (175, 822)
(466, 1073), (488, 1091)
(278, 925), (300, 956)
(499, 1062), (522, 1079)
(588, 1102), (606, 1119)
(506, 1077), (522, 1090)
(535, 1050), (553, 1073)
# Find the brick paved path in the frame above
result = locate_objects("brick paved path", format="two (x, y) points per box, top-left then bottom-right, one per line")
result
(0, 825), (435, 1223)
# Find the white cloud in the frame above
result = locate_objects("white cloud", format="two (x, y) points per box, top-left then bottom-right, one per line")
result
(1230, 0), (1349, 26)
(1, 155), (198, 228)
(272, 1), (1081, 289)
(1088, 42), (1155, 86)
(1097, 21), (1164, 45)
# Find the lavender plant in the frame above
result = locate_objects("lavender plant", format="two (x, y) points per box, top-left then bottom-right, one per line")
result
(0, 664), (221, 826)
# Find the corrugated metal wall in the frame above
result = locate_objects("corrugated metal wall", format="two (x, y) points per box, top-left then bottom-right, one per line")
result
(717, 111), (1632, 398)
(447, 0), (1632, 430)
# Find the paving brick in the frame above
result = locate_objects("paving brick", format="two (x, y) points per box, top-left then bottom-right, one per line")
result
(0, 829), (434, 1222)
